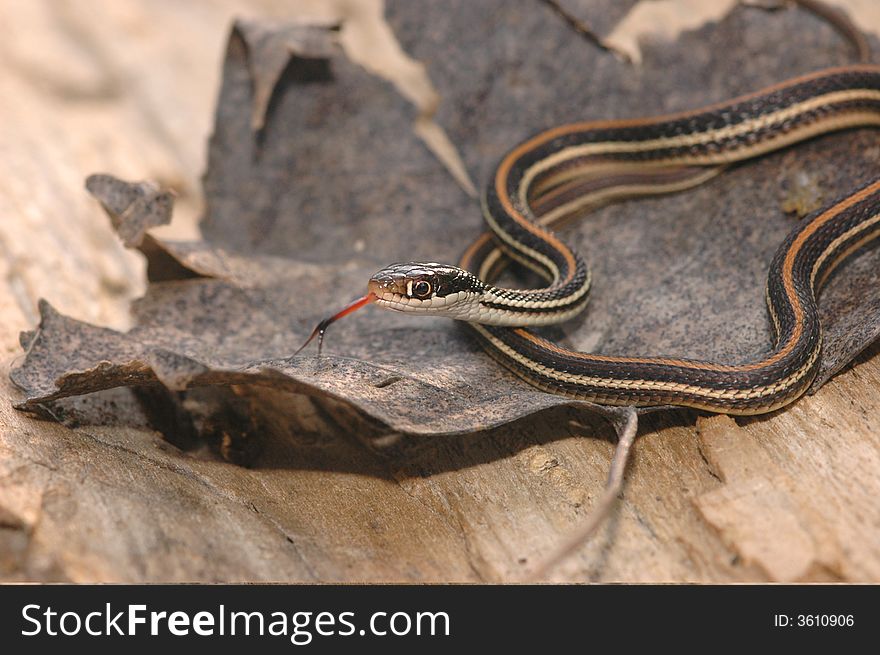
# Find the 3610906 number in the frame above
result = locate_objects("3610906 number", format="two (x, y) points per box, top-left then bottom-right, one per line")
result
(797, 615), (854, 627)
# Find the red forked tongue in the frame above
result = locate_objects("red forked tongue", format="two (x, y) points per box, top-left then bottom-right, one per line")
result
(293, 293), (376, 357)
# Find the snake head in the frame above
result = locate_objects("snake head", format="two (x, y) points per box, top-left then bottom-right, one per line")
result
(368, 262), (485, 319)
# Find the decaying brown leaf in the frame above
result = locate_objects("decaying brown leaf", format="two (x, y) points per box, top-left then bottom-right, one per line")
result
(10, 3), (880, 446)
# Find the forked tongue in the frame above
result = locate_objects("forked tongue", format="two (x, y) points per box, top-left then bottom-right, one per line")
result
(293, 293), (376, 356)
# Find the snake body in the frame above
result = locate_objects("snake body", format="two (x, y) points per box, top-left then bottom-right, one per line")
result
(367, 66), (880, 414)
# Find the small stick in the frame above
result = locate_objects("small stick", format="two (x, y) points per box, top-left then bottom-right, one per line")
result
(526, 407), (639, 581)
(539, 0), (628, 61)
(795, 0), (871, 63)
(745, 0), (871, 63)
(293, 293), (375, 356)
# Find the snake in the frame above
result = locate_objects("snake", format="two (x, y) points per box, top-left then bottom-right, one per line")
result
(300, 65), (880, 415)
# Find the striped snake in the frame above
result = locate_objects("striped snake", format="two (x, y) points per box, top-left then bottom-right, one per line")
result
(303, 66), (880, 415)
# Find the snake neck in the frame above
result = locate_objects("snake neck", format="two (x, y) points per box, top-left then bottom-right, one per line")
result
(474, 277), (590, 326)
(460, 193), (592, 327)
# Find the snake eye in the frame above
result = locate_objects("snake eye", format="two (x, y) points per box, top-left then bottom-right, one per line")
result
(412, 280), (432, 298)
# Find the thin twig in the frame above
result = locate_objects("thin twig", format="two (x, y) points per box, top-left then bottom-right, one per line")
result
(795, 0), (871, 63)
(745, 0), (871, 63)
(526, 407), (639, 581)
(538, 0), (629, 62)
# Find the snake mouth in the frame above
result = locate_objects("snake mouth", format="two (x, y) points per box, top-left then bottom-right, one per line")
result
(367, 277), (416, 312)
(371, 292), (439, 312)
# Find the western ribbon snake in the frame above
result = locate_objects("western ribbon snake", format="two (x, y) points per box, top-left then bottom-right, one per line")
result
(298, 65), (880, 415)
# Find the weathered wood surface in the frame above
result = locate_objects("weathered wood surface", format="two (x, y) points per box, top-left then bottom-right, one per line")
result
(1, 0), (879, 582)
